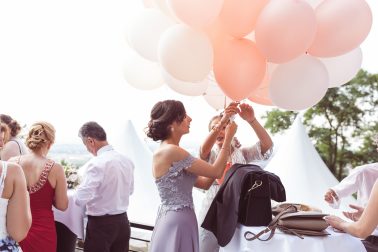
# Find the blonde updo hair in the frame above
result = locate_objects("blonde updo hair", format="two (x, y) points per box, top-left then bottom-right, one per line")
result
(26, 122), (55, 151)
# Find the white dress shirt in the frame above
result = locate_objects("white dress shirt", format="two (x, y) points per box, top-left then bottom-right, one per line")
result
(332, 163), (378, 207)
(75, 145), (134, 216)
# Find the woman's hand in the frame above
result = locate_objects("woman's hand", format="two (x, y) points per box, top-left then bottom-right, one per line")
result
(220, 102), (239, 125)
(343, 204), (364, 222)
(324, 215), (347, 231)
(238, 103), (255, 123)
(324, 189), (339, 203)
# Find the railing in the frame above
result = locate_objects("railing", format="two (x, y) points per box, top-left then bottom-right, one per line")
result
(75, 222), (154, 252)
(129, 222), (154, 252)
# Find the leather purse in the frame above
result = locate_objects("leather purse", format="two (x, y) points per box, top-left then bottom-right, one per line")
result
(278, 211), (329, 236)
(244, 205), (330, 241)
(272, 202), (322, 216)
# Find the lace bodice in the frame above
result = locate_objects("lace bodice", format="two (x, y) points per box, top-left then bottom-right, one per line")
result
(155, 155), (197, 217)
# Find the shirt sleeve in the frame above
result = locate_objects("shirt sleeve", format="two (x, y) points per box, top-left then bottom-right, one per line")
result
(242, 141), (273, 163)
(129, 161), (134, 196)
(74, 161), (104, 207)
(332, 166), (363, 199)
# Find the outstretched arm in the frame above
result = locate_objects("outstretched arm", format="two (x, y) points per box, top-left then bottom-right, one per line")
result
(199, 102), (239, 160)
(194, 122), (237, 189)
(238, 103), (273, 155)
(325, 180), (378, 238)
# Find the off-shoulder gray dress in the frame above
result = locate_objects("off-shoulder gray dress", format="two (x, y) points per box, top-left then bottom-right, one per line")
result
(150, 155), (198, 252)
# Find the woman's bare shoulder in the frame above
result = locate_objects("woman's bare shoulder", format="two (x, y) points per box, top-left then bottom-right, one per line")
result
(3, 162), (24, 181)
(154, 144), (188, 160)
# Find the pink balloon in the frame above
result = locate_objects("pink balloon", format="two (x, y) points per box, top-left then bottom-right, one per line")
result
(248, 73), (274, 106)
(204, 18), (233, 54)
(219, 0), (269, 38)
(168, 0), (224, 28)
(308, 0), (372, 57)
(255, 0), (317, 63)
(213, 38), (266, 101)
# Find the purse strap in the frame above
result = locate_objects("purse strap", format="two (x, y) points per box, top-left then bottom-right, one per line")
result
(244, 205), (303, 241)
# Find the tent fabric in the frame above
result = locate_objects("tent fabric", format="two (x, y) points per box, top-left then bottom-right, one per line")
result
(112, 120), (160, 225)
(265, 117), (356, 213)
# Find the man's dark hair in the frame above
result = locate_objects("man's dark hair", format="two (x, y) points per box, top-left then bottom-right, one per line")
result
(79, 121), (107, 141)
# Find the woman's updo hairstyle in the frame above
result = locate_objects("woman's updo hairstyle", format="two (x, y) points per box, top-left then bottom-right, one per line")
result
(26, 122), (55, 151)
(146, 100), (186, 141)
(0, 114), (22, 137)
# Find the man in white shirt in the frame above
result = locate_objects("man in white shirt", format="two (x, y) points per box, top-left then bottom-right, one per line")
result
(325, 163), (378, 209)
(75, 121), (134, 252)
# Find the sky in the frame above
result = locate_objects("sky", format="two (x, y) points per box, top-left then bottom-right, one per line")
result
(0, 0), (377, 146)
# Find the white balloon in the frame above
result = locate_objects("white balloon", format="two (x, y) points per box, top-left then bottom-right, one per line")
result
(124, 49), (164, 90)
(319, 47), (362, 87)
(162, 70), (209, 96)
(306, 0), (323, 8)
(270, 55), (329, 111)
(153, 0), (180, 22)
(128, 9), (174, 61)
(158, 24), (214, 82)
(203, 77), (233, 110)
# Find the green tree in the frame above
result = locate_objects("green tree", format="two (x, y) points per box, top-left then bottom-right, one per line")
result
(263, 70), (378, 180)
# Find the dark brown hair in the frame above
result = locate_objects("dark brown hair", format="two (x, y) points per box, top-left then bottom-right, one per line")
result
(146, 100), (186, 141)
(0, 114), (21, 137)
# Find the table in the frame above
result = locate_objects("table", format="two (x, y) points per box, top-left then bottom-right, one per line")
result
(220, 225), (367, 252)
(53, 189), (86, 239)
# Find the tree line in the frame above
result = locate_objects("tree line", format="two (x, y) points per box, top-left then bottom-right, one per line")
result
(263, 70), (378, 180)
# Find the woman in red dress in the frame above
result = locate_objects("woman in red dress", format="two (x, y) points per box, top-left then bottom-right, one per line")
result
(10, 122), (68, 252)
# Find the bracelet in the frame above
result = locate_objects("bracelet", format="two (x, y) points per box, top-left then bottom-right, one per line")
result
(221, 147), (231, 154)
(249, 118), (257, 124)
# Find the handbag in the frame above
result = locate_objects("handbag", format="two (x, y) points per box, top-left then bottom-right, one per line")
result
(244, 205), (330, 241)
(272, 202), (322, 216)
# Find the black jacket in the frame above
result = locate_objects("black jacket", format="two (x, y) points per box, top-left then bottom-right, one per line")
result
(201, 164), (286, 247)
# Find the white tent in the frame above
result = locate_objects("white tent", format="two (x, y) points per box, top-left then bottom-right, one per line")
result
(112, 120), (204, 226)
(112, 120), (160, 225)
(265, 116), (356, 213)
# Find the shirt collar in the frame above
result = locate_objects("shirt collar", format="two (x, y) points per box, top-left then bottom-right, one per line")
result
(96, 145), (113, 156)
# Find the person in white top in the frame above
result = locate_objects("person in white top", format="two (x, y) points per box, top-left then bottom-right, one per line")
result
(198, 102), (274, 252)
(325, 179), (378, 252)
(75, 121), (134, 252)
(324, 135), (378, 251)
(0, 160), (31, 248)
(0, 114), (28, 161)
(324, 163), (378, 209)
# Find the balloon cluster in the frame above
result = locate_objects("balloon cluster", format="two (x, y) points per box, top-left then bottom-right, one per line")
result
(126, 0), (372, 111)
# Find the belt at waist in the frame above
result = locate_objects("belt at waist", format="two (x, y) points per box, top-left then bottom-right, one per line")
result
(87, 212), (127, 219)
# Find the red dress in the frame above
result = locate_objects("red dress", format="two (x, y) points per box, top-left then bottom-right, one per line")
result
(20, 160), (56, 252)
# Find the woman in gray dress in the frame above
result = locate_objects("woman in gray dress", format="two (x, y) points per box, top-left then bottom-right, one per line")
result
(146, 100), (237, 252)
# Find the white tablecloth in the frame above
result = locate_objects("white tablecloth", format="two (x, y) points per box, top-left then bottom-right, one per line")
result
(53, 190), (86, 239)
(220, 225), (367, 252)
